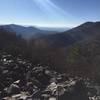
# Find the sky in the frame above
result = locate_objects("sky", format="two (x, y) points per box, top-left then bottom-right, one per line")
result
(0, 0), (100, 27)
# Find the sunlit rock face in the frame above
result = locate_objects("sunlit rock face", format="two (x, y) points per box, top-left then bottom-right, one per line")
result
(49, 97), (56, 100)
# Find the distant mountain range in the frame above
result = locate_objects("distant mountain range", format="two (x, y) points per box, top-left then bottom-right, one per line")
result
(1, 22), (100, 47)
(38, 27), (70, 32)
(0, 24), (68, 39)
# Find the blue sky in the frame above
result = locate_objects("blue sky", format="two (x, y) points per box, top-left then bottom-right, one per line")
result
(0, 0), (100, 27)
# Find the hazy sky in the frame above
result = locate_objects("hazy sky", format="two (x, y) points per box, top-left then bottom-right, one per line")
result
(0, 0), (100, 27)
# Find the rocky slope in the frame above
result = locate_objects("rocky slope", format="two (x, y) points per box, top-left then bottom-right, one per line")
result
(0, 51), (100, 100)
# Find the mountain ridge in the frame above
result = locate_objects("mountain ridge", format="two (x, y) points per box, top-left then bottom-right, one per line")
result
(0, 24), (58, 39)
